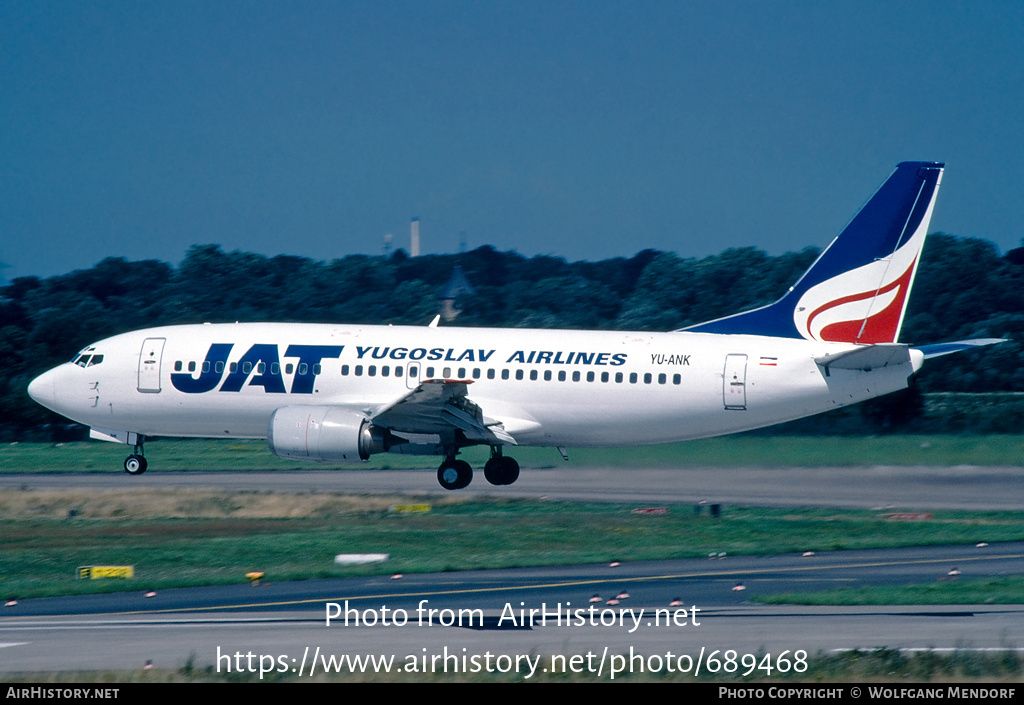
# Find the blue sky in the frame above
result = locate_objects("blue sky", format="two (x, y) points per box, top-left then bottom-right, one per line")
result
(3, 1), (1023, 280)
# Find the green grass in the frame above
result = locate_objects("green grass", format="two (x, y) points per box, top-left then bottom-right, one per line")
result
(3, 494), (1024, 600)
(754, 576), (1024, 606)
(3, 435), (1023, 603)
(3, 434), (1024, 473)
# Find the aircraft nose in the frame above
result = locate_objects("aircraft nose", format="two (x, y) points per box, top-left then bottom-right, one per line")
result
(28, 368), (57, 409)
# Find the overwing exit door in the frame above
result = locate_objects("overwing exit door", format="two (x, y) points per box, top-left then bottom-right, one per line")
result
(405, 362), (421, 389)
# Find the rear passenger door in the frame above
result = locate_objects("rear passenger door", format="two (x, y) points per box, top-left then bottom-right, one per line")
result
(723, 354), (747, 410)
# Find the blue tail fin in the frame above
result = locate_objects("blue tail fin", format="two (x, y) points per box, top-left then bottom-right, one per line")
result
(684, 161), (944, 344)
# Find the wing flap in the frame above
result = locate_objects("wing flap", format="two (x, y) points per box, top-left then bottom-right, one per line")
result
(441, 405), (517, 444)
(371, 379), (517, 445)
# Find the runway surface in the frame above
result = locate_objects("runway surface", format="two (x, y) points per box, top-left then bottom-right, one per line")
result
(2, 467), (1023, 677)
(4, 464), (1024, 510)
(3, 540), (1023, 675)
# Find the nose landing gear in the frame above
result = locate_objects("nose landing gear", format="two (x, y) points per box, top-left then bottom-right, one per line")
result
(124, 440), (147, 475)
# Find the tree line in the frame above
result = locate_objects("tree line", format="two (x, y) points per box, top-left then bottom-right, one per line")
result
(2, 234), (1022, 439)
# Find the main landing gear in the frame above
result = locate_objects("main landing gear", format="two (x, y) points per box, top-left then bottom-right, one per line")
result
(124, 440), (147, 475)
(436, 447), (520, 490)
(437, 457), (472, 490)
(484, 448), (519, 486)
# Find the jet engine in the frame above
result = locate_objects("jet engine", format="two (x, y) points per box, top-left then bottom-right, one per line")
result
(268, 406), (390, 462)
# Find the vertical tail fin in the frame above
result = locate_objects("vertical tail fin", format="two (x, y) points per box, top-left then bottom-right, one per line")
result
(685, 161), (944, 344)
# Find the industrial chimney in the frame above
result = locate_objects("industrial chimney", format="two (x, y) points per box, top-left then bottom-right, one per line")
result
(410, 217), (420, 257)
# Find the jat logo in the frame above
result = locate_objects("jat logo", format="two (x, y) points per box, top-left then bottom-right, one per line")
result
(171, 344), (343, 394)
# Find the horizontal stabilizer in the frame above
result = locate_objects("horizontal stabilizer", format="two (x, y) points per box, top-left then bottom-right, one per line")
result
(913, 338), (1007, 360)
(815, 344), (912, 371)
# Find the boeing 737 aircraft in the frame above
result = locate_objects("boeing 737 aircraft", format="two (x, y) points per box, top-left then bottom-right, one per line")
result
(27, 162), (1002, 489)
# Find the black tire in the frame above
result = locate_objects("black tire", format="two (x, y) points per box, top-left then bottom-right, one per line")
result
(484, 456), (520, 485)
(484, 457), (502, 485)
(437, 459), (472, 490)
(124, 454), (148, 475)
(500, 456), (520, 485)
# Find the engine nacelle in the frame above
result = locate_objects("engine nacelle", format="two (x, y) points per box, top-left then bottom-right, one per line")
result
(268, 406), (389, 462)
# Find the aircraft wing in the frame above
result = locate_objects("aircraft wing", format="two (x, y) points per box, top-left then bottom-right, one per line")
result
(371, 379), (517, 445)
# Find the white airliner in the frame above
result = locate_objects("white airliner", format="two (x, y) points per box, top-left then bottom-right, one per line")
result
(28, 162), (1001, 489)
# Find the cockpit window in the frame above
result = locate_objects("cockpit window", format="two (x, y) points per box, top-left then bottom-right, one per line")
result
(70, 347), (103, 367)
(71, 346), (95, 364)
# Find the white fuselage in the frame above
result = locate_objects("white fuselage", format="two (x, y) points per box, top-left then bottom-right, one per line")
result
(29, 322), (921, 451)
